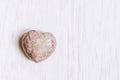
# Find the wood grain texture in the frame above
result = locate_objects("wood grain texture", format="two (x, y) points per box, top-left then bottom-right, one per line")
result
(0, 0), (120, 80)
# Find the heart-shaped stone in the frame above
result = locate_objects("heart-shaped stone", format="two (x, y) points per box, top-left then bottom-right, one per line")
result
(20, 30), (56, 63)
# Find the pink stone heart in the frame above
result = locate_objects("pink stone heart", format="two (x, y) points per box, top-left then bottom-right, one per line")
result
(20, 30), (56, 63)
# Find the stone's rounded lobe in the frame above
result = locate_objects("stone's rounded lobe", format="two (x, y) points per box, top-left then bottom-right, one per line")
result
(21, 30), (56, 62)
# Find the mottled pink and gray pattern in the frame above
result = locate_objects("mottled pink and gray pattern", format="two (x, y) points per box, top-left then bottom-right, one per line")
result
(21, 30), (56, 62)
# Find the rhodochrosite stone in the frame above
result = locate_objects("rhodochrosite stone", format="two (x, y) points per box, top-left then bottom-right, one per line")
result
(20, 30), (56, 63)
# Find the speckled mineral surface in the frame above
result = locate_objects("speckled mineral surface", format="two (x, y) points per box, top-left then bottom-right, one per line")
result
(20, 30), (56, 63)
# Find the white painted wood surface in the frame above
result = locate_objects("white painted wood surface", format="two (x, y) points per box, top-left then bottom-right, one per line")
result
(0, 0), (120, 80)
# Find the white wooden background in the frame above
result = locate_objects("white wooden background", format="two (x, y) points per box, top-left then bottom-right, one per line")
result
(0, 0), (120, 80)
